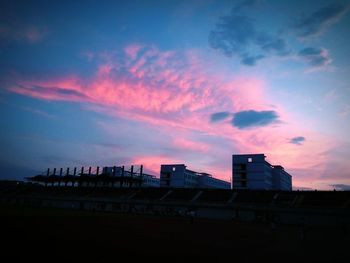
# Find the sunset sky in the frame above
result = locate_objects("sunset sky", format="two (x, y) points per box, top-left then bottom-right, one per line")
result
(1, 0), (350, 190)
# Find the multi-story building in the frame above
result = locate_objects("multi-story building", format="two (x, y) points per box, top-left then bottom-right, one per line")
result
(272, 165), (292, 190)
(232, 154), (292, 190)
(160, 164), (230, 189)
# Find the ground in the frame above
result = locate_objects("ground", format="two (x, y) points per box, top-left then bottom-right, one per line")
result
(0, 204), (348, 261)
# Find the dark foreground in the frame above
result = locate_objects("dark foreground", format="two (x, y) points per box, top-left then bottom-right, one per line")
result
(0, 204), (348, 262)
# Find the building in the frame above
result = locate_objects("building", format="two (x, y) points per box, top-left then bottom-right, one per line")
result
(272, 165), (292, 190)
(160, 164), (230, 189)
(232, 154), (292, 190)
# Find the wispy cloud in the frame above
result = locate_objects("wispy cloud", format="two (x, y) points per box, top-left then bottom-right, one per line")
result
(10, 84), (89, 102)
(20, 106), (55, 119)
(293, 3), (349, 39)
(298, 47), (332, 70)
(0, 24), (47, 44)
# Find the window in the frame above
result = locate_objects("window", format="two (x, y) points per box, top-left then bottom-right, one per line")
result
(248, 157), (253, 163)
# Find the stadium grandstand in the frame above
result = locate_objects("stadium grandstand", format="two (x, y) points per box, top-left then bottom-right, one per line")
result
(1, 180), (349, 227)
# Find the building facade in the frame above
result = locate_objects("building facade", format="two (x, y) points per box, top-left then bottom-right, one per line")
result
(272, 165), (292, 190)
(160, 164), (230, 189)
(232, 154), (292, 190)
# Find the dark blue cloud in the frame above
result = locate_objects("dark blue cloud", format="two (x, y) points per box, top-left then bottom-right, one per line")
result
(298, 47), (331, 68)
(209, 14), (256, 57)
(210, 111), (231, 122)
(259, 37), (290, 56)
(330, 184), (350, 191)
(289, 136), (305, 145)
(231, 110), (279, 129)
(293, 4), (349, 38)
(209, 5), (290, 66)
(241, 54), (265, 66)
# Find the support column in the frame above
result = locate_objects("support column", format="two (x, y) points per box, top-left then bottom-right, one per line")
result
(52, 168), (56, 186)
(121, 166), (124, 187)
(140, 165), (143, 187)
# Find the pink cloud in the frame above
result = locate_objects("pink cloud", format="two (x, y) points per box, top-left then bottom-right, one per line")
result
(9, 75), (87, 102)
(124, 43), (143, 59)
(172, 137), (209, 153)
(97, 64), (113, 76)
(6, 44), (342, 189)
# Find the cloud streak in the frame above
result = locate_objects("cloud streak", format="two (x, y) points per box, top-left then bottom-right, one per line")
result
(0, 24), (47, 44)
(293, 3), (349, 39)
(10, 84), (90, 101)
(298, 47), (332, 70)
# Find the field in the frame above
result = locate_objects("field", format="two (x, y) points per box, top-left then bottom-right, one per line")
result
(0, 204), (348, 261)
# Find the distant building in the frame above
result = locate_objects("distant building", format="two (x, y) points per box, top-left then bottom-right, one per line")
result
(232, 154), (292, 190)
(160, 164), (230, 189)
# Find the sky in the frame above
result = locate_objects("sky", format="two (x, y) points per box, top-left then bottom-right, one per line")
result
(0, 0), (350, 190)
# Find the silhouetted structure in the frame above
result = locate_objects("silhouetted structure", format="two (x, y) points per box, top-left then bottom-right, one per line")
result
(1, 181), (349, 227)
(27, 165), (160, 188)
(232, 154), (292, 190)
(160, 164), (230, 189)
